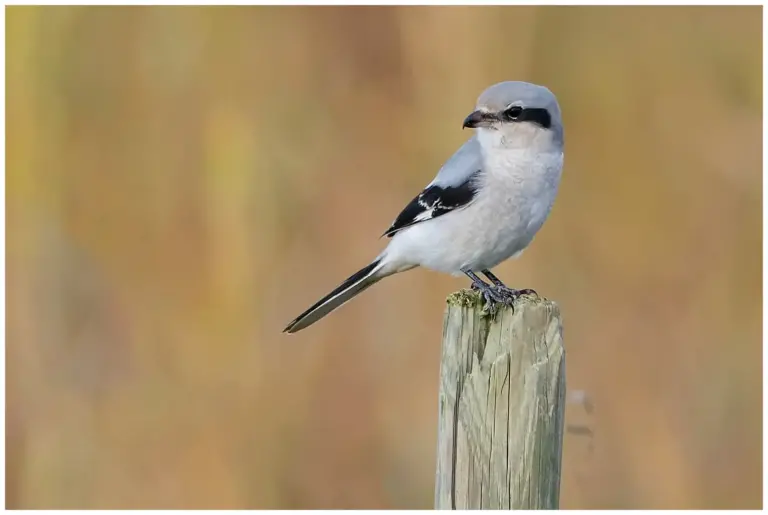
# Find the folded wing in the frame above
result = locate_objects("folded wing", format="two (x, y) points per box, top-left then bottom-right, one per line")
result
(383, 169), (481, 238)
(383, 136), (484, 238)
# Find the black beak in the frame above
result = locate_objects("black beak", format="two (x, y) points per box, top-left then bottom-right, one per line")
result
(462, 110), (494, 129)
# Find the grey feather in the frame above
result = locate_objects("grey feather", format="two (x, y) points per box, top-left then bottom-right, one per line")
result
(429, 136), (483, 188)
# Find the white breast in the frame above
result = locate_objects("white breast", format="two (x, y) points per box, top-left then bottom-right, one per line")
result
(383, 148), (563, 275)
(471, 148), (563, 269)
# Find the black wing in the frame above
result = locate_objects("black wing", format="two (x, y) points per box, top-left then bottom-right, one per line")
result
(383, 170), (481, 238)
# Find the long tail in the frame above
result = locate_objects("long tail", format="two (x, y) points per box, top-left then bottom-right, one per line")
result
(283, 258), (388, 334)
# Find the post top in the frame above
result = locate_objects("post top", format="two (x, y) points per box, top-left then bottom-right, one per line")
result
(446, 288), (558, 313)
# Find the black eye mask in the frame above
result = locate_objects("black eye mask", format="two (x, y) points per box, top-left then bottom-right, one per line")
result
(502, 106), (551, 129)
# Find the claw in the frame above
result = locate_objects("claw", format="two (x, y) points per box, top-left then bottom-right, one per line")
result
(479, 270), (538, 305)
(481, 291), (498, 316)
(463, 269), (531, 317)
(489, 286), (538, 311)
(483, 288), (506, 315)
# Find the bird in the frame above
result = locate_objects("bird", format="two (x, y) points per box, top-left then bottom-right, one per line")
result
(284, 81), (564, 334)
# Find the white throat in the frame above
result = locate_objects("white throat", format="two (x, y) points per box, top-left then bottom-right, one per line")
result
(476, 124), (561, 154)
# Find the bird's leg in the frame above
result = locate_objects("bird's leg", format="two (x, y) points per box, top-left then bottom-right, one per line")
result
(463, 269), (505, 315)
(481, 270), (538, 303)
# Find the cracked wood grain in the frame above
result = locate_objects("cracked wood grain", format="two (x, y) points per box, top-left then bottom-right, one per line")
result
(434, 290), (566, 510)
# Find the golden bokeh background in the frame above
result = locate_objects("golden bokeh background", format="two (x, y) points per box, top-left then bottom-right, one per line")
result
(6, 5), (762, 509)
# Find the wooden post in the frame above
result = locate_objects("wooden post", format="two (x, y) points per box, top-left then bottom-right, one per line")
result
(434, 289), (566, 510)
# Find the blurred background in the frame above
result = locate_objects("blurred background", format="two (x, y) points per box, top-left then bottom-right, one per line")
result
(6, 5), (762, 509)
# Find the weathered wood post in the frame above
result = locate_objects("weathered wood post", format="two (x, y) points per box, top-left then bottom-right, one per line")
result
(434, 289), (566, 510)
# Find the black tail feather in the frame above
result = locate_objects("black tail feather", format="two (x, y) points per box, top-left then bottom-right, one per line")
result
(283, 259), (382, 333)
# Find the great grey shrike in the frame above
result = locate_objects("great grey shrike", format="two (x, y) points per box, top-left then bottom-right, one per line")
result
(284, 81), (564, 333)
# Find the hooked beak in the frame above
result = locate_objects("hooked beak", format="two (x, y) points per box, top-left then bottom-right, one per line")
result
(462, 110), (496, 129)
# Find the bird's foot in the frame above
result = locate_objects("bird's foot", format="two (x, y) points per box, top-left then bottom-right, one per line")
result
(492, 286), (538, 306)
(479, 271), (537, 306)
(494, 286), (539, 306)
(471, 282), (507, 317)
(464, 270), (531, 316)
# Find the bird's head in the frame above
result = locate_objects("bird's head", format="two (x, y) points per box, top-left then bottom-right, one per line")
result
(463, 81), (563, 151)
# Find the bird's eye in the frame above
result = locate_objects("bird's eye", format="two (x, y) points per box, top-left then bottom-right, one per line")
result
(505, 106), (523, 120)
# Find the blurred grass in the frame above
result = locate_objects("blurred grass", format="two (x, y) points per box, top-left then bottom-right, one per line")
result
(6, 5), (762, 509)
